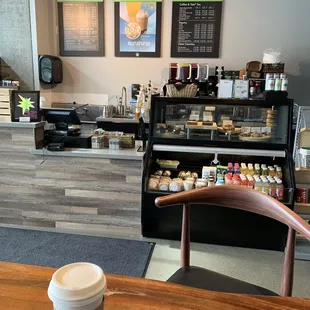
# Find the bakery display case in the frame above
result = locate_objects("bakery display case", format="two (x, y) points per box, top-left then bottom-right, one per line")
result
(142, 96), (295, 251)
(151, 96), (291, 149)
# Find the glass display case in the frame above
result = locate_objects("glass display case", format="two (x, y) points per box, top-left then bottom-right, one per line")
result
(142, 95), (295, 251)
(151, 97), (292, 149)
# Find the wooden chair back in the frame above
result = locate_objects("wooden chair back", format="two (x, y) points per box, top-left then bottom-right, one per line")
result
(155, 186), (310, 297)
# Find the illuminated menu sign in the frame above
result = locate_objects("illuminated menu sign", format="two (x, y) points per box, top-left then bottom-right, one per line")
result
(171, 0), (223, 58)
(58, 0), (104, 57)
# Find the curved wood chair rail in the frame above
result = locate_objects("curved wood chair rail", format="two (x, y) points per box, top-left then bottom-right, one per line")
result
(155, 186), (310, 240)
(155, 186), (310, 297)
(0, 262), (309, 310)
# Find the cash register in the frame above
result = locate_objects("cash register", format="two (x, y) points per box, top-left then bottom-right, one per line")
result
(43, 108), (92, 150)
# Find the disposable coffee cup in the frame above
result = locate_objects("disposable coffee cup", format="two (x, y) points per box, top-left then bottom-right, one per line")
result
(48, 262), (107, 310)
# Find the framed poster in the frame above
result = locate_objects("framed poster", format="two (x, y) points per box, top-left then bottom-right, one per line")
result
(114, 0), (162, 57)
(11, 91), (40, 122)
(171, 0), (223, 58)
(58, 0), (104, 57)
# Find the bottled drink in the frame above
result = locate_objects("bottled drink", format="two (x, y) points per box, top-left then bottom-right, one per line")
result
(240, 174), (248, 187)
(248, 166), (254, 176)
(254, 176), (262, 192)
(135, 107), (141, 119)
(247, 175), (254, 188)
(216, 177), (225, 186)
(262, 167), (268, 176)
(225, 173), (233, 185)
(261, 177), (269, 194)
(268, 167), (276, 178)
(269, 179), (276, 198)
(233, 174), (241, 186)
(241, 163), (247, 175)
(276, 167), (282, 180)
(227, 163), (233, 174)
(276, 179), (284, 201)
(254, 164), (261, 176)
(234, 163), (240, 174)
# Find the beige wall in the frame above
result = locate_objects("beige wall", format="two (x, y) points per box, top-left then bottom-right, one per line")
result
(35, 0), (58, 104)
(36, 0), (310, 105)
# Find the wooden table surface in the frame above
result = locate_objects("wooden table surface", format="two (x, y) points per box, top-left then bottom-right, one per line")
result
(0, 262), (309, 310)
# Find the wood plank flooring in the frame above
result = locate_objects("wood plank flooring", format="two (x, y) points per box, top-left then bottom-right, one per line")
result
(0, 126), (142, 237)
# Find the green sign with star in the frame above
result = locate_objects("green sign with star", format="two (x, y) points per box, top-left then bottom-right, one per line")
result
(17, 95), (35, 115)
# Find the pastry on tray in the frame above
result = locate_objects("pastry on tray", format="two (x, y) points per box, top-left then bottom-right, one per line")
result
(240, 132), (271, 139)
(173, 127), (181, 134)
(163, 170), (172, 177)
(178, 171), (187, 180)
(222, 124), (236, 131)
(191, 172), (199, 179)
(187, 121), (198, 125)
(202, 121), (213, 126)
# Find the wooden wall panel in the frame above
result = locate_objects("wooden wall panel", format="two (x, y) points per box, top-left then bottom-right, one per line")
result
(0, 126), (142, 238)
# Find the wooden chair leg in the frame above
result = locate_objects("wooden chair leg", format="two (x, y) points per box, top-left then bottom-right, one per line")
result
(181, 203), (190, 268)
(281, 227), (296, 297)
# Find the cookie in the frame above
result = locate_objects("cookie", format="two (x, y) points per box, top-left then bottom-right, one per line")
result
(125, 23), (141, 40)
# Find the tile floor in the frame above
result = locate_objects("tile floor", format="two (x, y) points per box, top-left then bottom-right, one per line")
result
(145, 238), (310, 298)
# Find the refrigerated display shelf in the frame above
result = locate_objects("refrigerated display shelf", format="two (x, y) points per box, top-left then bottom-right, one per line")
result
(143, 96), (294, 251)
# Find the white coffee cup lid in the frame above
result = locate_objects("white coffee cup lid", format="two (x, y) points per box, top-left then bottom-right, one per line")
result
(48, 263), (107, 306)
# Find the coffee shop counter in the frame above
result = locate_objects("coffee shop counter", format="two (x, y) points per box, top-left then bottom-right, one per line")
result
(0, 123), (144, 238)
(30, 141), (145, 161)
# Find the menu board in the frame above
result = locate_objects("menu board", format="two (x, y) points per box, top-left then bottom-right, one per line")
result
(58, 0), (104, 57)
(114, 0), (162, 58)
(171, 0), (223, 58)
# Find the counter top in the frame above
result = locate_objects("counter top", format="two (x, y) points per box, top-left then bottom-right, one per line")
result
(0, 121), (45, 128)
(31, 141), (145, 161)
(96, 117), (149, 124)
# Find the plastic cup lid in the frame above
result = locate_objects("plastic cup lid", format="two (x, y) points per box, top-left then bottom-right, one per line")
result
(48, 263), (107, 303)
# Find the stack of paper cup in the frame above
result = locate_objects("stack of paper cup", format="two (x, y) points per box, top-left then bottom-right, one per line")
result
(48, 262), (107, 310)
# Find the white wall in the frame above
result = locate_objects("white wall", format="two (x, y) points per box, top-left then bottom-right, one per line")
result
(36, 0), (310, 105)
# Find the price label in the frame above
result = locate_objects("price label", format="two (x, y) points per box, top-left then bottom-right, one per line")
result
(262, 127), (272, 133)
(241, 127), (251, 133)
(203, 115), (213, 122)
(223, 120), (233, 126)
(251, 127), (261, 133)
(19, 117), (30, 123)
